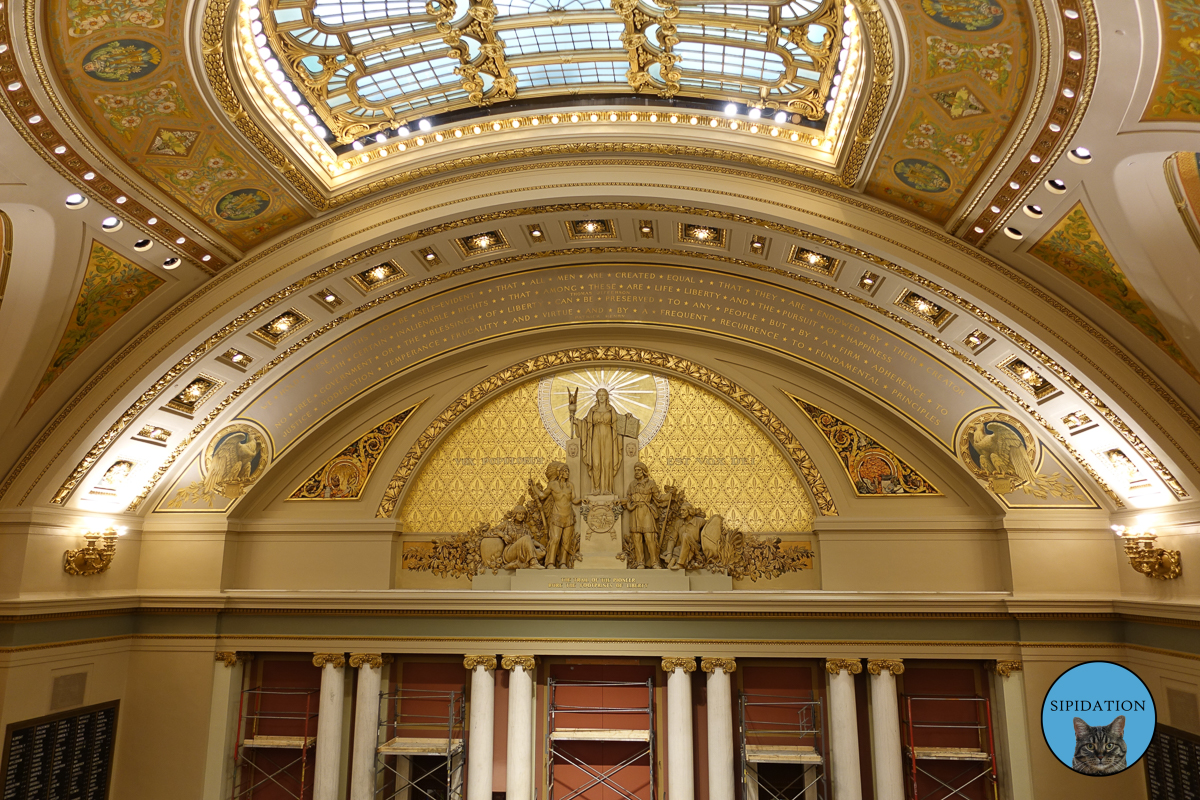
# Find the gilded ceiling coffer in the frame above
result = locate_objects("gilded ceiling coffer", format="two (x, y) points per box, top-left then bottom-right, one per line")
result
(1112, 525), (1182, 580)
(62, 524), (125, 576)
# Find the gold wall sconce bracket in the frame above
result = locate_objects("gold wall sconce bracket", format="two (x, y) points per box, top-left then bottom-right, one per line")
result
(63, 525), (124, 576)
(1112, 525), (1181, 580)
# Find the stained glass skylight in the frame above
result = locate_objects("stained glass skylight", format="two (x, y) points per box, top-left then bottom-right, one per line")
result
(260, 0), (846, 142)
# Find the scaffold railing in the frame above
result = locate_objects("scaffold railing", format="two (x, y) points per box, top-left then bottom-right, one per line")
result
(375, 687), (466, 800)
(900, 694), (998, 800)
(547, 678), (656, 800)
(231, 686), (320, 800)
(739, 692), (828, 800)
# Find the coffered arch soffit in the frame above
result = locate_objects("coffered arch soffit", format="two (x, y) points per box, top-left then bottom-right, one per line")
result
(10, 185), (1200, 519)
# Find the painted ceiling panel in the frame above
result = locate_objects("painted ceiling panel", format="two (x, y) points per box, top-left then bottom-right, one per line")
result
(48, 0), (312, 249)
(863, 0), (1031, 223)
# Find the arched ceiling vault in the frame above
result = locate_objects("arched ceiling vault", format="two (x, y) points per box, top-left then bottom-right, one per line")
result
(2, 168), (1199, 525)
(1, 0), (1199, 528)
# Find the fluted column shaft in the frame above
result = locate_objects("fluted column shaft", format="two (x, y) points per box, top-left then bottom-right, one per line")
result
(503, 656), (536, 800)
(662, 657), (696, 800)
(350, 654), (385, 800)
(464, 656), (497, 800)
(702, 658), (737, 800)
(867, 660), (905, 800)
(825, 659), (863, 800)
(314, 653), (347, 800)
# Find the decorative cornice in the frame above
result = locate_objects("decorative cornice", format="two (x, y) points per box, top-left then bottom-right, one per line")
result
(501, 655), (536, 671)
(866, 658), (904, 675)
(700, 657), (737, 674)
(463, 655), (497, 671)
(348, 653), (386, 669)
(215, 651), (252, 667)
(312, 652), (346, 668)
(992, 660), (1023, 678)
(661, 656), (698, 673)
(825, 658), (863, 675)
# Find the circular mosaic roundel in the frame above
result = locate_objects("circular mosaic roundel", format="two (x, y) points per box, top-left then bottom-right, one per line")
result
(82, 40), (162, 83)
(537, 368), (669, 449)
(920, 0), (1004, 31)
(215, 188), (271, 221)
(893, 158), (952, 193)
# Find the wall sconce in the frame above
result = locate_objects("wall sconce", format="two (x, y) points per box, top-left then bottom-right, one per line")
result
(1112, 525), (1181, 580)
(63, 525), (125, 576)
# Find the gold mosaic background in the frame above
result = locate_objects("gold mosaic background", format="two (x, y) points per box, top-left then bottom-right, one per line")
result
(399, 374), (814, 534)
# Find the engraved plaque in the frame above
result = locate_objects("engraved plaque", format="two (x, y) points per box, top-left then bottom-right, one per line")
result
(1, 702), (117, 800)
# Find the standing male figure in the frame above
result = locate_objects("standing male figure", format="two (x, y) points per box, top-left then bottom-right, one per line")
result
(621, 462), (670, 569)
(529, 461), (580, 568)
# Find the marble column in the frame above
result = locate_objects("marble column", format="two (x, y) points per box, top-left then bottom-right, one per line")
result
(825, 659), (863, 800)
(201, 652), (250, 800)
(866, 659), (905, 800)
(991, 661), (1035, 800)
(701, 658), (737, 800)
(662, 657), (697, 800)
(314, 653), (347, 800)
(502, 656), (536, 800)
(464, 655), (497, 800)
(349, 654), (386, 800)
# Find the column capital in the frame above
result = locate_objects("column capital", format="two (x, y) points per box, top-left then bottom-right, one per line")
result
(313, 652), (346, 668)
(661, 656), (697, 673)
(991, 660), (1023, 678)
(866, 658), (904, 676)
(464, 655), (497, 671)
(700, 657), (737, 674)
(215, 651), (252, 667)
(349, 653), (390, 669)
(825, 658), (862, 675)
(501, 655), (536, 671)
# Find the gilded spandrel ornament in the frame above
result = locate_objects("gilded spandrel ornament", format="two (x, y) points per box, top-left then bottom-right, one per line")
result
(958, 411), (1080, 500)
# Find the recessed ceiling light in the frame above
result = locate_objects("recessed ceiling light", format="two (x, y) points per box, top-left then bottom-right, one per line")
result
(774, 111), (787, 124)
(1068, 147), (1092, 164)
(724, 103), (737, 116)
(65, 193), (88, 209)
(101, 216), (122, 232)
(147, 216), (158, 225)
(1064, 8), (1079, 18)
(134, 239), (153, 252)
(1045, 178), (1067, 194)
(418, 119), (431, 131)
(162, 257), (181, 270)
(53, 145), (67, 154)
(1023, 204), (1043, 218)
(1003, 227), (1025, 240)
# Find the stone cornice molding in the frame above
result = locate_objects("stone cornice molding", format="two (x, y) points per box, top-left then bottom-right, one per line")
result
(464, 655), (497, 671)
(661, 657), (698, 673)
(825, 658), (863, 675)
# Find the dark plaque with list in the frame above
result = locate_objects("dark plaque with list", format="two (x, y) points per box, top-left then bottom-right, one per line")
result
(1, 701), (118, 800)
(1145, 723), (1200, 800)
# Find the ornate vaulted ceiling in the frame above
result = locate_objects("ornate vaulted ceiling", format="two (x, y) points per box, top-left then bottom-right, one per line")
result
(0, 0), (1198, 531)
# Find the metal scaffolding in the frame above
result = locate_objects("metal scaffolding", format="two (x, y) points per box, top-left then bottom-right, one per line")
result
(900, 695), (998, 800)
(739, 692), (828, 800)
(231, 686), (320, 800)
(547, 677), (656, 800)
(375, 687), (466, 800)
